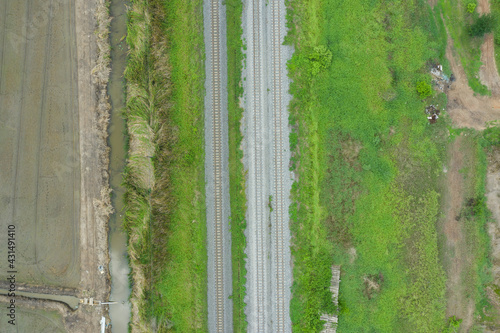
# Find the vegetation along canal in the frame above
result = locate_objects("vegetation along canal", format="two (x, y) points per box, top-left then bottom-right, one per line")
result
(108, 0), (131, 331)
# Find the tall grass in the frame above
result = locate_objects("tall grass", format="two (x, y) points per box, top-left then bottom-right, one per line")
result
(124, 0), (207, 331)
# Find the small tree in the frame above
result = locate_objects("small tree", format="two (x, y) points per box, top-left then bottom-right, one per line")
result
(469, 14), (496, 37)
(416, 81), (432, 99)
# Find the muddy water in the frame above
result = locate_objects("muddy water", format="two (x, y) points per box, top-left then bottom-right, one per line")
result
(108, 0), (131, 331)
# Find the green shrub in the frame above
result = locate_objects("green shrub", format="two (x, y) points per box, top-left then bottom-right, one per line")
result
(469, 14), (496, 37)
(467, 2), (477, 14)
(442, 316), (462, 333)
(482, 121), (500, 146)
(308, 45), (332, 76)
(416, 81), (433, 99)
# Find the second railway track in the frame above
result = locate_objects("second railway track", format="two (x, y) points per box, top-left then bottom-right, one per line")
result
(243, 0), (292, 331)
(271, 0), (287, 331)
(204, 0), (232, 331)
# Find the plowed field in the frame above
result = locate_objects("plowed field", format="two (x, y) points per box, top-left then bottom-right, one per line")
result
(0, 0), (80, 288)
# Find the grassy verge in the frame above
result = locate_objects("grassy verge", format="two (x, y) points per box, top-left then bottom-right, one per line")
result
(284, 0), (491, 331)
(225, 0), (248, 331)
(440, 0), (490, 95)
(123, 0), (207, 331)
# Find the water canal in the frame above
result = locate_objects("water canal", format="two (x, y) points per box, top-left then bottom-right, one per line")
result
(107, 0), (131, 331)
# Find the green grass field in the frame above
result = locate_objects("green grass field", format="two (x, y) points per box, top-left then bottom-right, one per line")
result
(286, 0), (492, 331)
(123, 0), (207, 331)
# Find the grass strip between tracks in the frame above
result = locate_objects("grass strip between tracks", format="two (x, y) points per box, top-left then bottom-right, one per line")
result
(286, 0), (492, 331)
(123, 0), (207, 331)
(226, 0), (248, 331)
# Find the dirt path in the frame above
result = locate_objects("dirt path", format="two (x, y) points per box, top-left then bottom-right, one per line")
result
(445, 34), (500, 129)
(478, 0), (491, 14)
(486, 148), (500, 284)
(441, 137), (475, 332)
(479, 34), (500, 96)
(72, 0), (112, 331)
(443, 1), (500, 328)
(427, 0), (438, 8)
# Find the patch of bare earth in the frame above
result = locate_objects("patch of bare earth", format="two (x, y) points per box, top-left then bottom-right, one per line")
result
(444, 0), (500, 130)
(72, 0), (113, 331)
(428, 0), (438, 8)
(441, 136), (475, 332)
(487, 149), (500, 274)
(445, 34), (500, 129)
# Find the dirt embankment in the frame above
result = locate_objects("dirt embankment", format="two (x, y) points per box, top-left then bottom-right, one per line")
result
(73, 0), (113, 331)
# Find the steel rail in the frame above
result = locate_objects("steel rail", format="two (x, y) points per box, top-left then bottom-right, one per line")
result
(210, 0), (225, 330)
(271, 0), (286, 331)
(251, 0), (267, 331)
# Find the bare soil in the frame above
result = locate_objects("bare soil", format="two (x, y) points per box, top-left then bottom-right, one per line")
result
(0, 0), (81, 288)
(478, 0), (491, 15)
(441, 136), (475, 332)
(0, 0), (112, 331)
(445, 34), (500, 129)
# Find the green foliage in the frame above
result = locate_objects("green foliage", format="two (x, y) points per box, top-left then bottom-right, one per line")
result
(285, 0), (470, 331)
(308, 45), (332, 76)
(468, 14), (497, 37)
(417, 81), (433, 99)
(443, 316), (462, 333)
(467, 2), (477, 14)
(124, 0), (207, 331)
(482, 121), (500, 147)
(226, 0), (248, 330)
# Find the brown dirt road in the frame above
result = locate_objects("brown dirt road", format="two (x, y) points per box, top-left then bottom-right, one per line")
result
(72, 0), (113, 331)
(445, 35), (500, 129)
(441, 136), (475, 332)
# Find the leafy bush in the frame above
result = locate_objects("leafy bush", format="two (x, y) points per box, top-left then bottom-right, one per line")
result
(467, 2), (477, 14)
(469, 14), (496, 37)
(442, 316), (462, 333)
(416, 81), (433, 99)
(482, 121), (500, 146)
(308, 45), (332, 76)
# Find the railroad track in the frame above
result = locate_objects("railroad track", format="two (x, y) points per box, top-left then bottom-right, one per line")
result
(271, 0), (287, 331)
(251, 0), (268, 331)
(210, 0), (225, 331)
